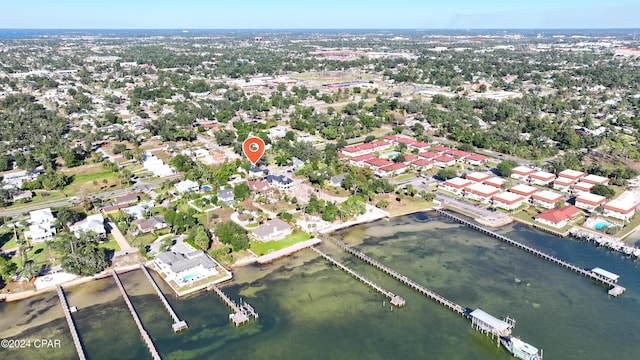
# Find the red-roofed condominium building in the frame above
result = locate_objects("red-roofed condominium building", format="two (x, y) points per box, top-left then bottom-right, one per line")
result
(510, 166), (535, 180)
(535, 205), (580, 228)
(463, 183), (500, 203)
(529, 171), (556, 185)
(440, 177), (472, 195)
(603, 200), (638, 221)
(553, 177), (576, 192)
(575, 193), (607, 212)
(492, 192), (526, 210)
(532, 190), (565, 209)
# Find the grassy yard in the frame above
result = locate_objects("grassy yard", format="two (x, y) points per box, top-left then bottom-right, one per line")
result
(99, 239), (121, 252)
(15, 243), (60, 268)
(250, 230), (313, 256)
(394, 173), (417, 182)
(615, 214), (640, 240)
(385, 198), (436, 217)
(63, 170), (119, 196)
(0, 230), (16, 250)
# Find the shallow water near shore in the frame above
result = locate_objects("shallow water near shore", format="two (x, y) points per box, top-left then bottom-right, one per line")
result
(1, 212), (639, 359)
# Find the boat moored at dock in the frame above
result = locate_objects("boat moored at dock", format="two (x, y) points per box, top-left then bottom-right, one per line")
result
(500, 336), (543, 360)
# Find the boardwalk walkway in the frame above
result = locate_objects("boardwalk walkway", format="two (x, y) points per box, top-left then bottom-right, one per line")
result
(310, 247), (405, 306)
(436, 209), (626, 296)
(111, 271), (161, 360)
(139, 264), (188, 332)
(207, 283), (258, 326)
(315, 233), (464, 315)
(56, 286), (87, 360)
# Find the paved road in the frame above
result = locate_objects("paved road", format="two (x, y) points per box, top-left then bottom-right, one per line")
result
(0, 175), (180, 218)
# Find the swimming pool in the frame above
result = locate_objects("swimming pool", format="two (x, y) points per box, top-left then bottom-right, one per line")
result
(386, 153), (398, 159)
(182, 273), (198, 281)
(202, 185), (213, 191)
(594, 220), (612, 230)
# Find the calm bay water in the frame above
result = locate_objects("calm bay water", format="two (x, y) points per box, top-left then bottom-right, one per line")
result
(1, 212), (639, 359)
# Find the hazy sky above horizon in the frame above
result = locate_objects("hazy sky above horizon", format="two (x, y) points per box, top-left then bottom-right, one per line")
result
(2, 0), (639, 29)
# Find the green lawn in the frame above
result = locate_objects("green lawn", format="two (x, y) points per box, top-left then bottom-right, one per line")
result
(128, 232), (159, 248)
(394, 173), (417, 182)
(250, 230), (313, 256)
(15, 243), (60, 268)
(63, 171), (119, 195)
(99, 239), (121, 251)
(0, 230), (17, 250)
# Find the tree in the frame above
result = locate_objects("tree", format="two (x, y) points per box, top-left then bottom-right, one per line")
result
(50, 232), (108, 276)
(393, 154), (406, 163)
(0, 256), (18, 282)
(214, 129), (236, 146)
(233, 182), (251, 201)
(56, 208), (86, 228)
(437, 168), (457, 180)
(591, 184), (615, 199)
(190, 226), (211, 250)
(170, 154), (195, 172)
(214, 221), (249, 251)
(554, 200), (566, 209)
(496, 160), (518, 177)
(364, 135), (377, 143)
(113, 143), (128, 154)
(376, 199), (389, 208)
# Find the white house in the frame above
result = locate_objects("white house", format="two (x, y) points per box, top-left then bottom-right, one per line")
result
(154, 248), (219, 286)
(252, 219), (293, 241)
(143, 154), (175, 177)
(24, 208), (56, 243)
(266, 175), (294, 190)
(175, 179), (200, 193)
(535, 205), (580, 228)
(69, 214), (106, 238)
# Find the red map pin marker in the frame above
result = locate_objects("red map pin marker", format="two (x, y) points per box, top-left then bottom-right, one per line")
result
(243, 136), (266, 164)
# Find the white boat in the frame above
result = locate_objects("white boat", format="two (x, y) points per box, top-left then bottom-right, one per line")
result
(501, 336), (543, 360)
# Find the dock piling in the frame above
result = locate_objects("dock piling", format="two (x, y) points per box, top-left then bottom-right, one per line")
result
(56, 286), (87, 360)
(139, 264), (188, 332)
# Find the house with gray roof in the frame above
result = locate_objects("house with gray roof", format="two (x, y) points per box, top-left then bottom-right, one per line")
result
(252, 218), (293, 241)
(154, 248), (220, 286)
(217, 188), (235, 205)
(69, 213), (106, 238)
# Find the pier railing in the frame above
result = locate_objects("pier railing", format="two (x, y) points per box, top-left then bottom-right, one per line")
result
(435, 209), (626, 296)
(111, 271), (162, 360)
(310, 247), (405, 307)
(139, 264), (188, 332)
(315, 233), (464, 315)
(56, 286), (87, 360)
(207, 283), (258, 326)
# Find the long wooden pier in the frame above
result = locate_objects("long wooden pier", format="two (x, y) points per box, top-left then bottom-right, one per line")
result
(139, 264), (188, 332)
(315, 233), (464, 314)
(56, 286), (87, 360)
(112, 271), (161, 360)
(436, 209), (626, 296)
(310, 247), (405, 306)
(207, 283), (258, 326)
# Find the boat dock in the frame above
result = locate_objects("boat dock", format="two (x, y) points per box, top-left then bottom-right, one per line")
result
(56, 286), (87, 360)
(206, 283), (258, 326)
(112, 271), (161, 360)
(310, 247), (405, 307)
(315, 233), (463, 314)
(139, 264), (188, 332)
(436, 209), (626, 296)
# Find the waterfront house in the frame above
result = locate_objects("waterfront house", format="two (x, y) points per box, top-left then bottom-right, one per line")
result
(535, 205), (580, 228)
(532, 190), (564, 209)
(492, 192), (525, 210)
(440, 177), (472, 195)
(603, 200), (637, 221)
(463, 183), (500, 203)
(252, 219), (292, 241)
(154, 249), (219, 286)
(575, 193), (607, 212)
(510, 166), (535, 181)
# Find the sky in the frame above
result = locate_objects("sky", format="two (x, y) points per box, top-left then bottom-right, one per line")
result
(1, 0), (639, 29)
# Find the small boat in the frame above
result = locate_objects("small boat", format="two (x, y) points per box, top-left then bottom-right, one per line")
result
(500, 336), (543, 360)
